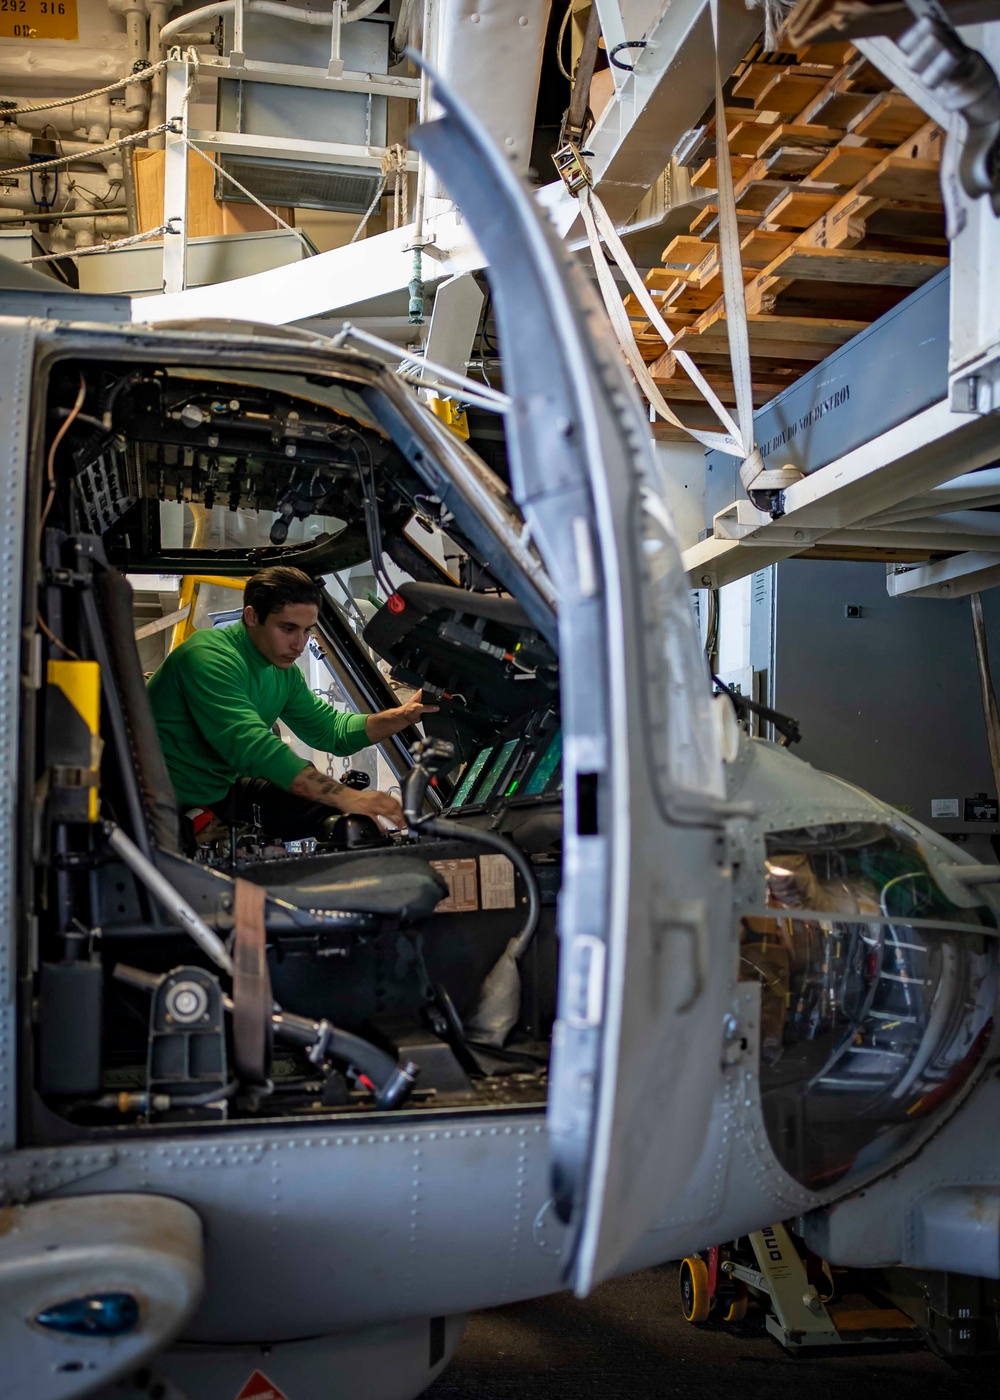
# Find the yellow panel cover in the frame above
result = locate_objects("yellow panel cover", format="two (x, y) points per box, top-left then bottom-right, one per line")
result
(0, 0), (79, 42)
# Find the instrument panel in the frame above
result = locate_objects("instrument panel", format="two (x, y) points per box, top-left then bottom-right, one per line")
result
(446, 724), (562, 816)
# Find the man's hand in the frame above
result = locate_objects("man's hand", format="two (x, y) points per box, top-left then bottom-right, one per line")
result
(365, 689), (440, 744)
(288, 763), (404, 827)
(337, 785), (405, 829)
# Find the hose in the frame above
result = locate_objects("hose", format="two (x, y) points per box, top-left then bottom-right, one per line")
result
(114, 963), (418, 1109)
(271, 1008), (418, 1109)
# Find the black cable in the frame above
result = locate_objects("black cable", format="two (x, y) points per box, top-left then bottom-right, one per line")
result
(712, 674), (802, 747)
(609, 39), (647, 71)
(349, 433), (397, 601)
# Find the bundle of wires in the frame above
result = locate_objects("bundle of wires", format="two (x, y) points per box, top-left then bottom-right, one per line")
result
(348, 432), (397, 602)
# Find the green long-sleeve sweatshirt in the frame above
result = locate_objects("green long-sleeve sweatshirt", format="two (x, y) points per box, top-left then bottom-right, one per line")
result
(147, 623), (370, 809)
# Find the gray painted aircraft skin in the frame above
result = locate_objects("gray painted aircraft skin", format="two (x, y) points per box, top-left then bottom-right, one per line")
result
(1, 69), (999, 1400)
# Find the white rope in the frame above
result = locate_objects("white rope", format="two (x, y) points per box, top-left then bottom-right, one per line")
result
(0, 124), (172, 179)
(350, 172), (387, 243)
(2, 57), (170, 115)
(578, 184), (740, 454)
(26, 224), (171, 263)
(180, 135), (313, 255)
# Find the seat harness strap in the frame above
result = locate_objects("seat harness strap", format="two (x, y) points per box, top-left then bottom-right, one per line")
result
(232, 877), (273, 1087)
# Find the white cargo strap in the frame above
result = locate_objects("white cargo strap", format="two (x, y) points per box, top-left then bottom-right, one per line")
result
(578, 184), (741, 455)
(578, 0), (803, 495)
(709, 0), (801, 494)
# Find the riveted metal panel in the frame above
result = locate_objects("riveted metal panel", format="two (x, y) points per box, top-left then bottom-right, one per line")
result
(0, 320), (35, 1154)
(3, 1115), (562, 1341)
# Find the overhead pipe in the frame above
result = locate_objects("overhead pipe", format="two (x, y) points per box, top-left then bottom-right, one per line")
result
(107, 0), (151, 116)
(147, 0), (178, 151)
(159, 0), (381, 48)
(0, 205), (128, 224)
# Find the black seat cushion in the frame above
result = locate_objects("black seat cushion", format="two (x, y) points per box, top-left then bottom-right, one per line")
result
(239, 853), (447, 923)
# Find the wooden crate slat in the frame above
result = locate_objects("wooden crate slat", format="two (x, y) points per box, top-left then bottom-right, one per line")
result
(739, 227), (800, 267)
(805, 91), (877, 128)
(755, 70), (830, 117)
(842, 58), (895, 93)
(691, 156), (757, 188)
(728, 122), (788, 156)
(644, 269), (685, 292)
(763, 245), (948, 285)
(646, 374), (786, 405)
(849, 92), (928, 145)
(795, 40), (855, 65)
(660, 235), (716, 266)
(764, 188), (841, 228)
(764, 145), (833, 176)
(861, 156), (943, 204)
(756, 123), (847, 158)
(808, 144), (887, 186)
(622, 33), (948, 420)
(733, 61), (791, 100)
(689, 203), (760, 238)
(733, 177), (804, 213)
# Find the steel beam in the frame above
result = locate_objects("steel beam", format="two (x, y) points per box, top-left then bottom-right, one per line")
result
(683, 399), (1000, 587)
(133, 203), (482, 327)
(162, 60), (190, 296)
(543, 0), (763, 230)
(195, 55), (421, 99)
(887, 552), (1000, 600)
(187, 129), (418, 172)
(860, 468), (1000, 526)
(714, 510), (1000, 555)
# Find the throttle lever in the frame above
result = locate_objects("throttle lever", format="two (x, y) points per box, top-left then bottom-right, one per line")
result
(402, 737), (456, 831)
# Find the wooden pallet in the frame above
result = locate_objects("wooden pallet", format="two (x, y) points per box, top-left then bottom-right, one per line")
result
(629, 36), (946, 416)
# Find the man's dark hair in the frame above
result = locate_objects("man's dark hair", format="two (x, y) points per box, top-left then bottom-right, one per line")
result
(244, 566), (322, 623)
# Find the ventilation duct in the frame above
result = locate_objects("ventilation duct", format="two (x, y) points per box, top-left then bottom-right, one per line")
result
(215, 155), (383, 214)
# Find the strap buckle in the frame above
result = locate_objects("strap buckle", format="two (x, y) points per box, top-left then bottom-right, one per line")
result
(553, 141), (593, 195)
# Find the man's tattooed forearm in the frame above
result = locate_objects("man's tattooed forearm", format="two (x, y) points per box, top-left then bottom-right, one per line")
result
(294, 764), (346, 799)
(288, 767), (347, 800)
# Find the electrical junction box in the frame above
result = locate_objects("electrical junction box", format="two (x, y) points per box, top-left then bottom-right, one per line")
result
(705, 269), (950, 531)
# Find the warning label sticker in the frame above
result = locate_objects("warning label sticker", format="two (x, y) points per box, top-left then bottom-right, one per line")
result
(931, 798), (960, 819)
(430, 857), (479, 912)
(479, 853), (516, 910)
(0, 0), (79, 42)
(965, 794), (999, 823)
(234, 1371), (289, 1400)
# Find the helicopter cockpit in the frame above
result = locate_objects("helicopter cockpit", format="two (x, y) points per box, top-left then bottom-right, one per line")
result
(28, 342), (563, 1142)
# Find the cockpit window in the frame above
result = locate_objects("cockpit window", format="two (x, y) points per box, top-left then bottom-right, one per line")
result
(638, 489), (722, 801)
(741, 823), (998, 1190)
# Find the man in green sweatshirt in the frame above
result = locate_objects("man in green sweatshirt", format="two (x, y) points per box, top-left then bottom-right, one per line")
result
(148, 565), (436, 839)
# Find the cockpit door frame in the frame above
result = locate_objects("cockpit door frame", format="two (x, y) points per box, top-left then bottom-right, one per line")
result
(413, 73), (739, 1291)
